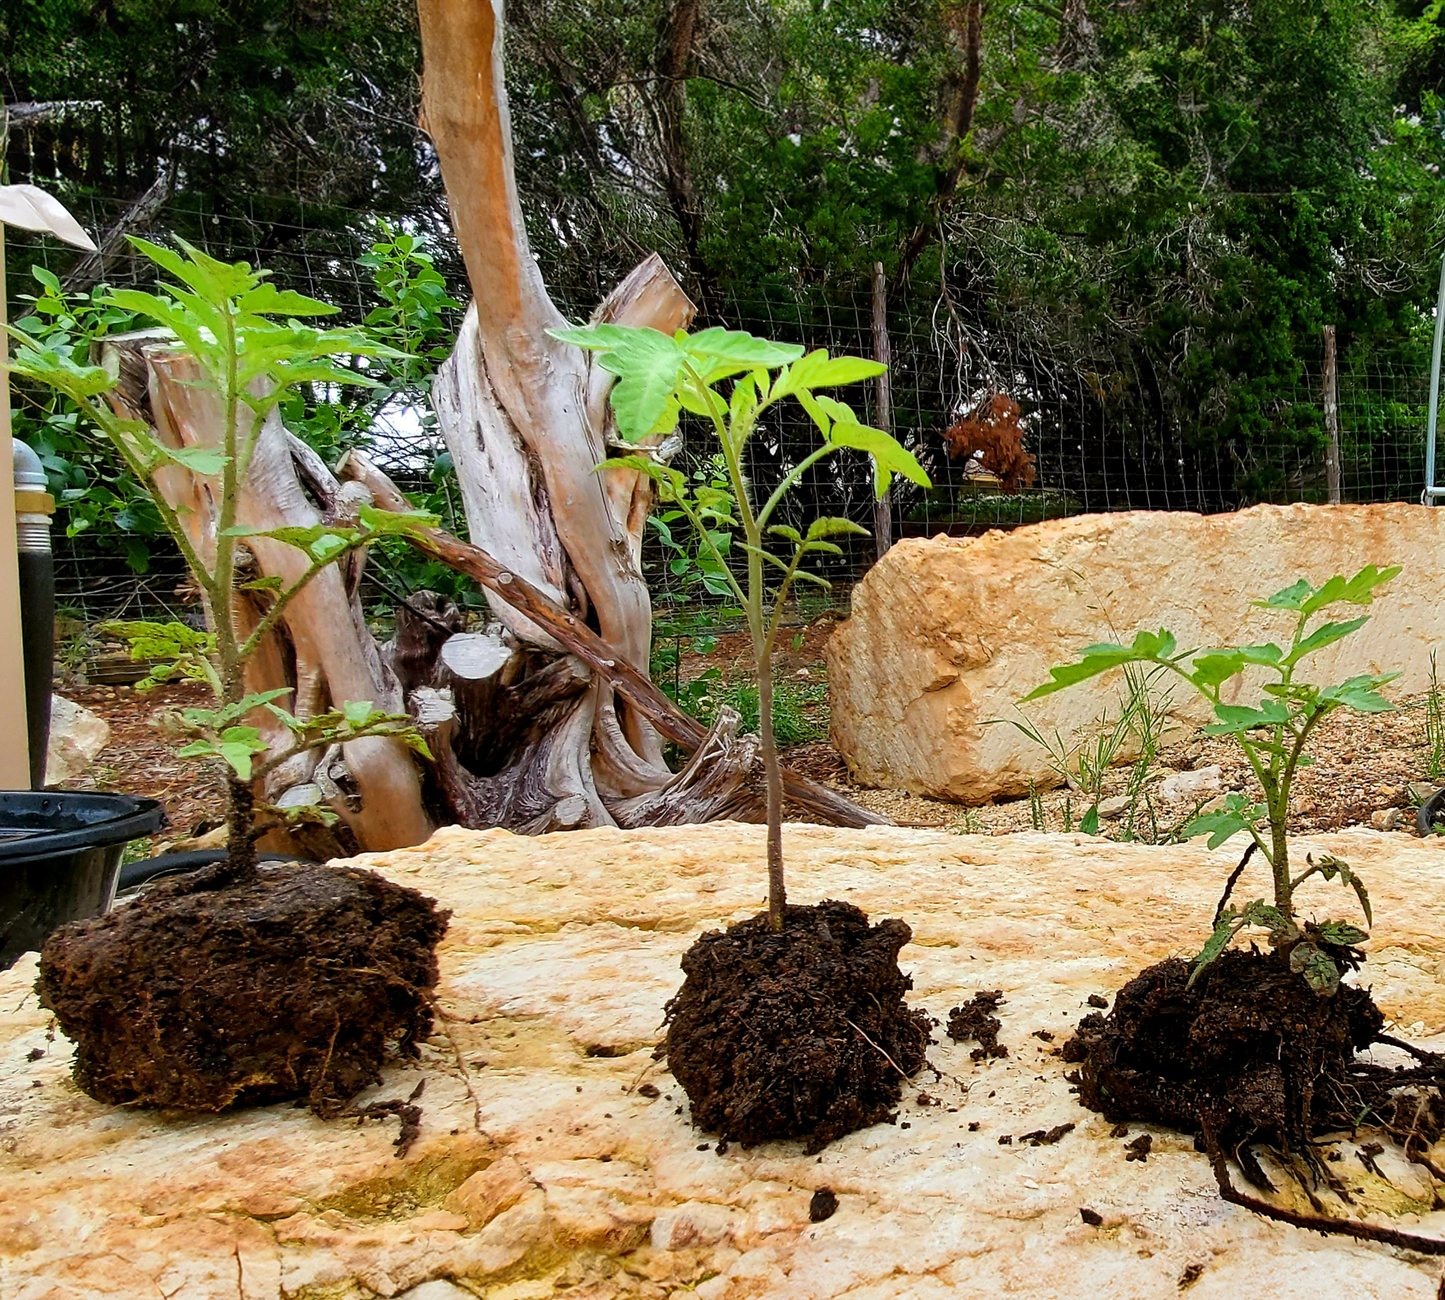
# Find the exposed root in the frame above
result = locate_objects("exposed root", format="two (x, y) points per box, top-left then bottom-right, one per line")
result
(1203, 1121), (1445, 1255)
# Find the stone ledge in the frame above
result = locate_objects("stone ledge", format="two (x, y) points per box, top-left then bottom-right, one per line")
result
(3, 822), (1445, 1298)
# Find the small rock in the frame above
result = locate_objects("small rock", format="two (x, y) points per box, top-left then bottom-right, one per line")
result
(1157, 766), (1223, 804)
(1371, 808), (1402, 831)
(1291, 796), (1317, 815)
(1097, 795), (1131, 820)
(1196, 794), (1230, 816)
(1079, 1207), (1103, 1227)
(45, 695), (111, 786)
(793, 668), (811, 679)
(1409, 782), (1441, 806)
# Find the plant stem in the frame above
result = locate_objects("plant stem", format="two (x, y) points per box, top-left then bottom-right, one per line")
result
(757, 641), (786, 930)
(224, 777), (260, 883)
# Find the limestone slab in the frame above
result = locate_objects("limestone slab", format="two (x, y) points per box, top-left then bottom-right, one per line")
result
(826, 503), (1445, 802)
(4, 823), (1445, 1297)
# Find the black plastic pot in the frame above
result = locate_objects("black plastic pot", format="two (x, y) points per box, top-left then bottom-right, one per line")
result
(0, 791), (164, 970)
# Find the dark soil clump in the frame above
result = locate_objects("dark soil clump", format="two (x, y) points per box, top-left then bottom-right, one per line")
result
(663, 900), (930, 1153)
(38, 861), (449, 1115)
(1063, 949), (1382, 1153)
(946, 990), (1008, 1060)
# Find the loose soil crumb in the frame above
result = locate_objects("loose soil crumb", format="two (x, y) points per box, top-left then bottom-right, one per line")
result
(809, 1189), (839, 1222)
(1019, 1122), (1075, 1146)
(663, 900), (931, 1153)
(946, 991), (1008, 1061)
(39, 861), (449, 1116)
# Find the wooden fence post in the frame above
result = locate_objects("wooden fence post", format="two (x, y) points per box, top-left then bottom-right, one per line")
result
(1323, 324), (1341, 505)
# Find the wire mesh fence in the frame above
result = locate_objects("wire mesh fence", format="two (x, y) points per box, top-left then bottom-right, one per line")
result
(6, 189), (1439, 629)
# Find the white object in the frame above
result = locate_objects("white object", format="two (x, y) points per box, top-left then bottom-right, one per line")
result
(45, 694), (110, 786)
(0, 184), (97, 250)
(1157, 766), (1224, 804)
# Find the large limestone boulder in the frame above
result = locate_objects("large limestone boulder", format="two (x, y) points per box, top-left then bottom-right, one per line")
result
(4, 821), (1445, 1298)
(828, 503), (1445, 803)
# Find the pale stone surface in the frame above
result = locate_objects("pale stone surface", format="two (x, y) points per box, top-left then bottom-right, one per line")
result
(44, 693), (109, 787)
(827, 503), (1445, 802)
(1157, 767), (1223, 804)
(5, 822), (1445, 1298)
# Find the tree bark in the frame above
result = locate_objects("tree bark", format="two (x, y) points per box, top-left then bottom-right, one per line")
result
(1323, 324), (1342, 505)
(896, 0), (984, 284)
(413, 0), (741, 832)
(337, 450), (889, 829)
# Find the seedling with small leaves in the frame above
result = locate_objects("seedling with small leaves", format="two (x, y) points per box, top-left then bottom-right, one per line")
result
(5, 239), (435, 878)
(1025, 566), (1400, 994)
(550, 323), (930, 930)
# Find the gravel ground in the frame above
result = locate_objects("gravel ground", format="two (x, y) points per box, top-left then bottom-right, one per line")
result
(783, 694), (1440, 840)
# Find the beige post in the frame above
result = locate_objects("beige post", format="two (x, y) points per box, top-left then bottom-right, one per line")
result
(0, 231), (25, 787)
(0, 185), (97, 788)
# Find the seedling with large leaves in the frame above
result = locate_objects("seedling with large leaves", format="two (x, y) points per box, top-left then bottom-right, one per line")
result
(1024, 566), (1400, 992)
(5, 239), (434, 878)
(550, 323), (930, 930)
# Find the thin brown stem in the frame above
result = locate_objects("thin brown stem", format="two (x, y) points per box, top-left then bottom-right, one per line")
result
(757, 629), (785, 930)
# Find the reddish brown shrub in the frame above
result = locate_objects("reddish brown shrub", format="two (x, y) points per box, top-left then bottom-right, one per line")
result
(941, 394), (1036, 492)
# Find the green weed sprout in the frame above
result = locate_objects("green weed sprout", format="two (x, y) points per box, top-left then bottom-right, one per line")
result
(5, 238), (436, 878)
(549, 323), (930, 930)
(1025, 566), (1400, 994)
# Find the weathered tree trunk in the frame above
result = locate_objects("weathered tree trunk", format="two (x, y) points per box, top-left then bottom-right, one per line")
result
(412, 0), (743, 832)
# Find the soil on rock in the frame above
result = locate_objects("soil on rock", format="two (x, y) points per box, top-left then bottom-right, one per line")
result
(38, 862), (449, 1115)
(1063, 949), (1384, 1155)
(664, 900), (931, 1153)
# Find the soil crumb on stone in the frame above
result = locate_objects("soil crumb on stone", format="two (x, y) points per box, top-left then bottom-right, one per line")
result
(38, 861), (449, 1116)
(947, 990), (1008, 1060)
(663, 900), (930, 1153)
(809, 1188), (839, 1222)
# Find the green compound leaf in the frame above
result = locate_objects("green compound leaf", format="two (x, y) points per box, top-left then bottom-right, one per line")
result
(158, 443), (231, 476)
(1203, 700), (1291, 734)
(1189, 909), (1240, 987)
(1188, 643), (1283, 689)
(1287, 616), (1369, 663)
(1319, 673), (1400, 714)
(597, 330), (688, 442)
(1290, 942), (1342, 997)
(827, 422), (931, 497)
(684, 327), (804, 369)
(771, 349), (885, 399)
(1314, 920), (1369, 947)
(806, 516), (871, 541)
(1023, 630), (1180, 700)
(1181, 793), (1266, 849)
